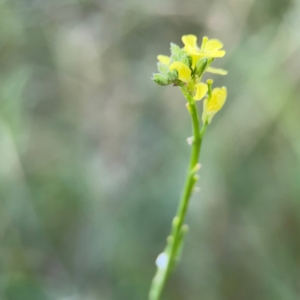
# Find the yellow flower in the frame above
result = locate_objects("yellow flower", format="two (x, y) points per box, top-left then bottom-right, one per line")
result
(202, 87), (227, 124)
(182, 35), (226, 67)
(169, 61), (191, 83)
(193, 82), (208, 101)
(157, 55), (171, 65)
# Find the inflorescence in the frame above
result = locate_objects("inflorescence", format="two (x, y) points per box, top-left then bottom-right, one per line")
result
(152, 34), (227, 124)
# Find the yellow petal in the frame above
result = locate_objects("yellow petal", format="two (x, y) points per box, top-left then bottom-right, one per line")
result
(204, 39), (223, 51)
(184, 44), (199, 56)
(204, 50), (226, 58)
(206, 66), (228, 75)
(182, 35), (198, 48)
(169, 61), (191, 83)
(193, 82), (208, 101)
(190, 54), (201, 68)
(157, 55), (170, 65)
(183, 46), (202, 68)
(207, 87), (227, 112)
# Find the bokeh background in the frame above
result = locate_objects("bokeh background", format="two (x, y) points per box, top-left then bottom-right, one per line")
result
(1, 0), (300, 299)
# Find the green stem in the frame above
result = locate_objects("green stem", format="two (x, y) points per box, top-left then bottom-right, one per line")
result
(148, 89), (207, 300)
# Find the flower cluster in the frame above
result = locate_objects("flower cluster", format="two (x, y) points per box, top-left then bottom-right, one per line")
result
(152, 34), (227, 124)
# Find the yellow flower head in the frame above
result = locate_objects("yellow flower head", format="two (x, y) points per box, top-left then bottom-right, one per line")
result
(154, 35), (227, 115)
(182, 35), (225, 67)
(202, 87), (227, 124)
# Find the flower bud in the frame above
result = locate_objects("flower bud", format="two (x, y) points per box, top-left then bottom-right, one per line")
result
(195, 58), (208, 76)
(180, 55), (192, 68)
(157, 62), (169, 75)
(170, 43), (181, 55)
(170, 53), (179, 62)
(152, 73), (169, 86)
(177, 50), (192, 68)
(167, 70), (178, 82)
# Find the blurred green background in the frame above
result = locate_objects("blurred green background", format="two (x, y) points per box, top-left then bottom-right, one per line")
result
(1, 0), (300, 299)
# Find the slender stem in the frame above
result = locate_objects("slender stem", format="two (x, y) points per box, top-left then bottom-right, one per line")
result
(148, 90), (207, 300)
